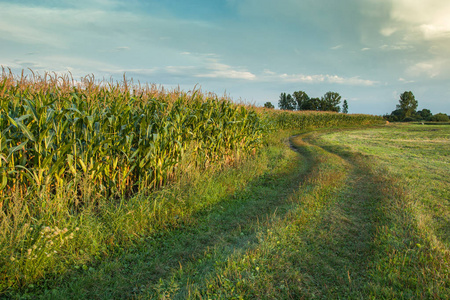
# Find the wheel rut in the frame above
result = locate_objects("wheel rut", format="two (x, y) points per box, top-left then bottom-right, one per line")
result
(288, 131), (383, 298)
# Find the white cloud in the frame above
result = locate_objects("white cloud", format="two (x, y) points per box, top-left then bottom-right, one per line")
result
(195, 59), (256, 80)
(165, 66), (197, 75)
(379, 44), (412, 51)
(96, 57), (256, 81)
(398, 77), (415, 83)
(380, 27), (397, 37)
(326, 75), (378, 86)
(264, 71), (378, 86)
(263, 69), (276, 75)
(385, 0), (450, 41)
(406, 62), (440, 78)
(419, 24), (450, 40)
(331, 45), (343, 50)
(279, 73), (325, 83)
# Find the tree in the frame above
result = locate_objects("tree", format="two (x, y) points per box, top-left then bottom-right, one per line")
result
(264, 101), (274, 109)
(396, 91), (418, 119)
(300, 97), (321, 111)
(321, 91), (341, 112)
(416, 109), (432, 121)
(342, 99), (348, 114)
(292, 91), (310, 110)
(430, 113), (449, 122)
(278, 93), (296, 110)
(385, 109), (404, 122)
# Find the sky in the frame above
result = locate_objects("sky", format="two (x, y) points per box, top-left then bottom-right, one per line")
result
(1, 0), (449, 115)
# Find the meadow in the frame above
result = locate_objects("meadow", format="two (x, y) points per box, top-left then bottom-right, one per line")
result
(6, 70), (448, 299)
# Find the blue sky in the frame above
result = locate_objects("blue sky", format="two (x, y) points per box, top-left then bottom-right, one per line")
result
(1, 0), (449, 114)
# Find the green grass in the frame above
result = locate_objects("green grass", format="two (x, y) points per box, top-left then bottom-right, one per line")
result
(318, 124), (450, 298)
(319, 123), (450, 245)
(3, 129), (302, 298)
(5, 124), (450, 299)
(192, 124), (450, 299)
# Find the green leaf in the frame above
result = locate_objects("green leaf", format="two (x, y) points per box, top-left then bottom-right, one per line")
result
(7, 141), (27, 159)
(0, 173), (7, 191)
(24, 99), (39, 122)
(16, 119), (36, 141)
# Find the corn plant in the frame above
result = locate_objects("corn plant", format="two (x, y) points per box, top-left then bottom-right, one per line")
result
(0, 70), (263, 202)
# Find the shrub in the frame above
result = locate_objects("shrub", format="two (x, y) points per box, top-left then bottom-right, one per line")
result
(430, 113), (449, 122)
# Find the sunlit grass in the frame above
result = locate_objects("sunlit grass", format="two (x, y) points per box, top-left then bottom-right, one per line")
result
(319, 124), (450, 298)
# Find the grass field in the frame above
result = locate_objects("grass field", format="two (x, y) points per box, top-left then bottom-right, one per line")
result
(5, 123), (449, 299)
(0, 71), (382, 295)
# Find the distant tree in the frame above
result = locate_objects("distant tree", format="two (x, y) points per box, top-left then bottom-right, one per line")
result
(342, 99), (348, 114)
(430, 113), (449, 122)
(396, 91), (418, 119)
(321, 92), (341, 112)
(302, 97), (321, 111)
(387, 109), (404, 122)
(264, 101), (274, 109)
(278, 93), (296, 110)
(416, 108), (432, 121)
(292, 91), (310, 110)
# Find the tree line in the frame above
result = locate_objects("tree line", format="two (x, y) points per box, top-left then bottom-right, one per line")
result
(384, 91), (449, 122)
(264, 91), (348, 113)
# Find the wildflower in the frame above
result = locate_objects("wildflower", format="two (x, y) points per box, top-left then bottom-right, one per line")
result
(32, 245), (37, 250)
(27, 249), (32, 256)
(10, 257), (15, 262)
(75, 227), (80, 231)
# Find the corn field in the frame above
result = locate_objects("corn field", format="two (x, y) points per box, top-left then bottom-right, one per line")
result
(257, 108), (384, 131)
(0, 70), (263, 201)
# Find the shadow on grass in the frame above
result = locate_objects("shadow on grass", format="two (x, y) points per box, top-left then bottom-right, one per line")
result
(26, 142), (316, 299)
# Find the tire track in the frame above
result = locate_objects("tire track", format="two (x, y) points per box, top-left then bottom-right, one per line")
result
(286, 131), (382, 298)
